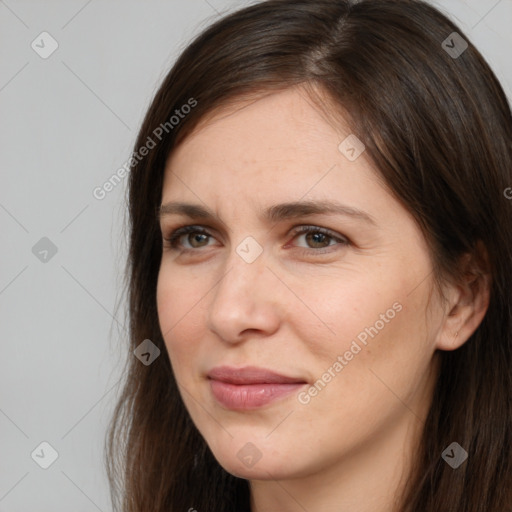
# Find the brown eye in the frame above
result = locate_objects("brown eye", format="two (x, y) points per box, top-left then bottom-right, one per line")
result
(303, 231), (332, 248)
(292, 226), (349, 251)
(186, 232), (210, 248)
(164, 226), (215, 250)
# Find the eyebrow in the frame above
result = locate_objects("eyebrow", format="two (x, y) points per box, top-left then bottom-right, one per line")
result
(157, 200), (377, 226)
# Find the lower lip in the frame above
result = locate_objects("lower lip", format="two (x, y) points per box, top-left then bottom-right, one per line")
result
(209, 379), (305, 410)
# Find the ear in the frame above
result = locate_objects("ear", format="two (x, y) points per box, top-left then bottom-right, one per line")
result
(435, 241), (492, 351)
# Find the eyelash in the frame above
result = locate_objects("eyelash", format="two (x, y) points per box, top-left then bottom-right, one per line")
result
(162, 224), (349, 255)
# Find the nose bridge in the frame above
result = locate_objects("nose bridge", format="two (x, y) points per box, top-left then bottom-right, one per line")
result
(206, 239), (280, 340)
(214, 240), (268, 306)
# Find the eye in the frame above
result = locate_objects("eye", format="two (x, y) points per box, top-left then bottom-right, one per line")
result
(162, 224), (349, 254)
(163, 225), (216, 250)
(289, 225), (349, 253)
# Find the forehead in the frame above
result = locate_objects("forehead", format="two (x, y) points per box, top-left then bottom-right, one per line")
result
(163, 87), (378, 193)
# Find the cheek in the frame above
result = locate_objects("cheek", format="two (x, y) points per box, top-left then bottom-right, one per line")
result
(300, 272), (429, 387)
(287, 273), (401, 357)
(157, 261), (207, 326)
(156, 266), (205, 371)
(293, 298), (431, 440)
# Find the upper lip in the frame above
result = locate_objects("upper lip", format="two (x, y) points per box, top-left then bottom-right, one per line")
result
(207, 365), (306, 385)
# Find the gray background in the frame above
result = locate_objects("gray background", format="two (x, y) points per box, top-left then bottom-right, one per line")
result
(1, 0), (511, 510)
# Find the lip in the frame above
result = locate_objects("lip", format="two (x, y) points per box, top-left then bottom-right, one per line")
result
(207, 366), (307, 410)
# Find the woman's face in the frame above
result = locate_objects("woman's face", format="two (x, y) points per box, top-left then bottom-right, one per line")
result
(156, 87), (447, 482)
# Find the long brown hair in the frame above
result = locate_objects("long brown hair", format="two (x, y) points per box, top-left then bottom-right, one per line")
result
(105, 1), (512, 510)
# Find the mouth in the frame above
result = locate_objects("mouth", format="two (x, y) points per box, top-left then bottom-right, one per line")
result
(207, 365), (307, 410)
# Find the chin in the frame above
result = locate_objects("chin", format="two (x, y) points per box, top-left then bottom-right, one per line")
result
(217, 455), (293, 480)
(205, 436), (300, 480)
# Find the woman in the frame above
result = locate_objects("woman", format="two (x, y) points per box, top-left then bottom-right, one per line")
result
(105, 1), (512, 511)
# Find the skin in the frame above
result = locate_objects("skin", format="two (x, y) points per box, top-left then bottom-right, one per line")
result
(156, 86), (490, 512)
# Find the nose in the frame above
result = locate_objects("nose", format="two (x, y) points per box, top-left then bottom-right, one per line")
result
(206, 246), (282, 344)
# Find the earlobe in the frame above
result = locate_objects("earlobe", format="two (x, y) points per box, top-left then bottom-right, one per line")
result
(435, 245), (492, 352)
